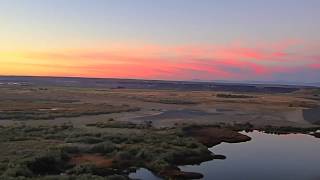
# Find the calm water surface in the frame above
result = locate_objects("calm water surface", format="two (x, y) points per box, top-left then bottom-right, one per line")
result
(130, 131), (320, 180)
(181, 131), (320, 180)
(129, 168), (161, 180)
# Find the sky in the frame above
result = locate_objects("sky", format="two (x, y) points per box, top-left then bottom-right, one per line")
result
(0, 0), (320, 83)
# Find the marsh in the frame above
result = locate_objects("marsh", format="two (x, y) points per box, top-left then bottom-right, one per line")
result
(0, 76), (319, 179)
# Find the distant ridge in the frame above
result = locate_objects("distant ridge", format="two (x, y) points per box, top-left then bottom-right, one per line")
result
(1, 75), (318, 87)
(205, 79), (320, 87)
(1, 75), (318, 93)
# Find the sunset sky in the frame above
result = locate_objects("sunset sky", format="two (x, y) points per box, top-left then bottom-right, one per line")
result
(1, 0), (319, 82)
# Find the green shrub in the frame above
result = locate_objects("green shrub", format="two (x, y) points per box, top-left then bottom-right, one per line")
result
(3, 164), (33, 177)
(88, 142), (116, 154)
(67, 164), (116, 176)
(106, 175), (127, 180)
(61, 145), (81, 154)
(148, 159), (169, 172)
(35, 174), (120, 180)
(104, 136), (128, 144)
(66, 136), (104, 144)
(26, 150), (70, 175)
(216, 93), (254, 98)
(115, 151), (133, 161)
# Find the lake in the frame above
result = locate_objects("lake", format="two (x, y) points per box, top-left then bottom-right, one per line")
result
(181, 131), (320, 180)
(130, 131), (320, 180)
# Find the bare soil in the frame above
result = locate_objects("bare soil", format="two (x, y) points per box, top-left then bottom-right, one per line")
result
(70, 154), (114, 168)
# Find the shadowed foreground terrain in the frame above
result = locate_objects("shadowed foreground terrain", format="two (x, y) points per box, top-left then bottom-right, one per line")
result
(0, 76), (319, 179)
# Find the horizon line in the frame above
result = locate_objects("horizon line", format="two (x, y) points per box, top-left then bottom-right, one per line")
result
(0, 74), (318, 87)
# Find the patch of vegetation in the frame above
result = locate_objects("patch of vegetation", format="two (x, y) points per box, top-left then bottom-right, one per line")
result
(0, 123), (74, 142)
(26, 150), (71, 175)
(312, 89), (320, 96)
(188, 122), (320, 136)
(215, 122), (254, 132)
(86, 120), (152, 129)
(288, 101), (318, 108)
(88, 142), (117, 154)
(0, 123), (214, 179)
(216, 93), (255, 98)
(142, 98), (198, 105)
(0, 103), (140, 120)
(2, 148), (71, 178)
(2, 121), (317, 179)
(66, 164), (120, 177)
(259, 125), (320, 135)
(183, 122), (255, 132)
(66, 136), (104, 144)
(157, 99), (198, 104)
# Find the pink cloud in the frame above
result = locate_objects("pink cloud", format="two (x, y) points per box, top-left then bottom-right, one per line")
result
(15, 39), (320, 81)
(309, 63), (320, 69)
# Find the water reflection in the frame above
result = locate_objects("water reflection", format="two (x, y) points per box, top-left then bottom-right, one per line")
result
(181, 131), (320, 180)
(128, 131), (320, 180)
(129, 168), (161, 180)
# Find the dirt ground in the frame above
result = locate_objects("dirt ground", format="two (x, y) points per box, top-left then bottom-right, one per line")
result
(70, 154), (114, 168)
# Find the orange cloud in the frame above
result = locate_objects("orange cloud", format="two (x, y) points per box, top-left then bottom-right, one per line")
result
(1, 40), (319, 81)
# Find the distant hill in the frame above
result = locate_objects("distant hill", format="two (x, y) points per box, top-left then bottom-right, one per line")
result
(203, 80), (320, 87)
(0, 75), (317, 93)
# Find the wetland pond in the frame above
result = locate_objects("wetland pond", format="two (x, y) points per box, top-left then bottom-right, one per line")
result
(130, 131), (320, 180)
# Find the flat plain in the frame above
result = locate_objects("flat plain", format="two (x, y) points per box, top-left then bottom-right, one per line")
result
(0, 76), (319, 179)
